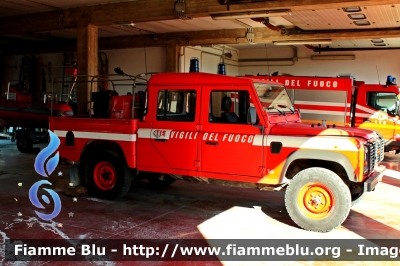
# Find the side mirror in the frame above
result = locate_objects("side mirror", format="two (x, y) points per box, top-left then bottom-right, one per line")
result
(247, 107), (257, 125)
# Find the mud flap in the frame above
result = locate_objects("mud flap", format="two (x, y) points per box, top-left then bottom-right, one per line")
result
(69, 163), (84, 186)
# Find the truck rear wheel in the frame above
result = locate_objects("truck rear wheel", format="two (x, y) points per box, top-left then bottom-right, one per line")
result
(285, 167), (351, 232)
(87, 150), (132, 200)
(146, 173), (176, 187)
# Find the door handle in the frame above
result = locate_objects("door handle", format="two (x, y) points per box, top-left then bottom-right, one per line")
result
(363, 119), (371, 122)
(206, 141), (219, 146)
(154, 139), (167, 142)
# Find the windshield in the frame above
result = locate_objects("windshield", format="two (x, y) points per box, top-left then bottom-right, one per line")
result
(254, 82), (294, 114)
(366, 91), (400, 116)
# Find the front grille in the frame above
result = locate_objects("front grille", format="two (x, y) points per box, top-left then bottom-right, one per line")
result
(366, 142), (375, 173)
(376, 134), (385, 163)
(366, 134), (385, 174)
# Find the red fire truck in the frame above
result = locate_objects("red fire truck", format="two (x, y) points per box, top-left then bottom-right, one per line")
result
(50, 72), (385, 232)
(252, 75), (400, 152)
(0, 83), (73, 152)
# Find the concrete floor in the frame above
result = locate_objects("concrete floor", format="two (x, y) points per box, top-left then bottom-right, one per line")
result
(1, 139), (400, 266)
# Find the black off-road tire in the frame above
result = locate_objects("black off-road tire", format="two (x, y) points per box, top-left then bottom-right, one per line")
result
(146, 173), (176, 187)
(86, 150), (132, 200)
(285, 167), (351, 232)
(16, 134), (33, 153)
(351, 192), (365, 207)
(349, 183), (365, 207)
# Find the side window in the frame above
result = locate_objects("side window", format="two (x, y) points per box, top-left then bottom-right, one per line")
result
(366, 92), (397, 114)
(209, 90), (249, 124)
(157, 90), (196, 121)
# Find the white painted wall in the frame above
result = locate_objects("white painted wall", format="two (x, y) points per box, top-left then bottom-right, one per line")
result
(238, 46), (400, 84)
(3, 45), (400, 97)
(103, 47), (166, 95)
(104, 47), (166, 76)
(180, 46), (240, 76)
(2, 47), (166, 97)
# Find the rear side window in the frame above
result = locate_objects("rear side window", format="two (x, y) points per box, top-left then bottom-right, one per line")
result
(157, 90), (196, 122)
(208, 90), (250, 124)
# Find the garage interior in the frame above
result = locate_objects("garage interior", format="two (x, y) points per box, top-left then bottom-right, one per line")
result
(1, 0), (400, 265)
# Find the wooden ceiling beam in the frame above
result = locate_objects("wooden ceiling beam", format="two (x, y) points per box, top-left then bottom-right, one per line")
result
(269, 30), (400, 41)
(204, 0), (400, 13)
(0, 0), (177, 35)
(155, 27), (400, 45)
(0, 0), (398, 35)
(3, 27), (400, 55)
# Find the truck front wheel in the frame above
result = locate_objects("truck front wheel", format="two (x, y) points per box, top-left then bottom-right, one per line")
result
(87, 150), (132, 200)
(285, 167), (351, 232)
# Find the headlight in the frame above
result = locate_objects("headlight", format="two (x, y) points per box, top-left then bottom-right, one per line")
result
(363, 144), (370, 175)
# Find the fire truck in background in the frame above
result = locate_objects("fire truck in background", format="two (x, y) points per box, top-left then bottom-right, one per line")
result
(0, 55), (74, 152)
(251, 74), (400, 152)
(50, 69), (385, 233)
(0, 82), (73, 152)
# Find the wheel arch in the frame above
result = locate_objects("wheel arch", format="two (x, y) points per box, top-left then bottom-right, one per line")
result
(280, 150), (357, 183)
(80, 140), (128, 167)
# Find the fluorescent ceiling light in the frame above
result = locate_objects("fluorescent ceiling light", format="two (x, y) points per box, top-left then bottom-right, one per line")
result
(354, 20), (371, 26)
(342, 6), (361, 12)
(371, 39), (384, 43)
(348, 13), (366, 20)
(311, 55), (356, 60)
(211, 9), (291, 20)
(273, 40), (332, 46)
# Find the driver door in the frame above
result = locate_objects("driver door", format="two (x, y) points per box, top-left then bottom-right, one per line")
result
(200, 86), (265, 179)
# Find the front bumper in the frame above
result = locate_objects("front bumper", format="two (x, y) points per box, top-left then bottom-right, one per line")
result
(364, 165), (385, 192)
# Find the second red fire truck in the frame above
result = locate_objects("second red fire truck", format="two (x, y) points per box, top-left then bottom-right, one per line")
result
(252, 74), (400, 153)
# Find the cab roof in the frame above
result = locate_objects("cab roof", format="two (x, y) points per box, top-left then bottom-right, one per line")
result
(148, 72), (283, 86)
